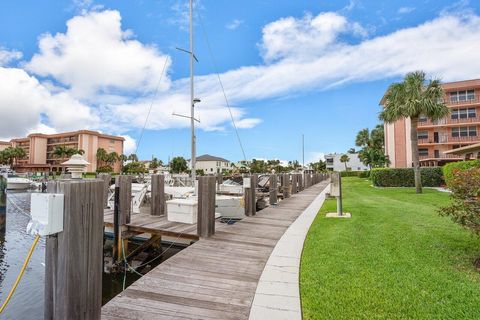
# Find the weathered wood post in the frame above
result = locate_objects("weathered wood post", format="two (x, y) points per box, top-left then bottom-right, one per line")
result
(299, 173), (304, 191)
(269, 174), (278, 205)
(98, 173), (111, 208)
(244, 174), (257, 216)
(45, 179), (104, 320)
(0, 176), (6, 234)
(293, 174), (299, 194)
(216, 173), (223, 191)
(113, 175), (132, 261)
(197, 176), (216, 237)
(115, 175), (132, 224)
(282, 174), (290, 198)
(151, 174), (165, 216)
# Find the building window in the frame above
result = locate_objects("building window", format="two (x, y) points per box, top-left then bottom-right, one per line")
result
(419, 115), (427, 122)
(469, 126), (477, 137)
(452, 126), (477, 137)
(450, 90), (475, 102)
(418, 149), (429, 157)
(417, 131), (428, 139)
(468, 108), (476, 118)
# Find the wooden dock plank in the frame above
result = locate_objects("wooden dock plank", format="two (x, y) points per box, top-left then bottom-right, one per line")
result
(102, 180), (329, 320)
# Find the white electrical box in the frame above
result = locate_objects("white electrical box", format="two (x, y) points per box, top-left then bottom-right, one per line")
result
(28, 193), (64, 236)
(243, 178), (251, 188)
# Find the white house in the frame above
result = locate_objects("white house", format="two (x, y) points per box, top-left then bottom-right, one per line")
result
(324, 153), (369, 171)
(195, 154), (232, 174)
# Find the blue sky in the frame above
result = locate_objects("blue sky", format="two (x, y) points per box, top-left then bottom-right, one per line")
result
(0, 0), (479, 164)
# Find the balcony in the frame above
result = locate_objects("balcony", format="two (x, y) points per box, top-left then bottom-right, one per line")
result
(419, 154), (462, 160)
(445, 97), (479, 106)
(419, 116), (480, 127)
(418, 135), (480, 144)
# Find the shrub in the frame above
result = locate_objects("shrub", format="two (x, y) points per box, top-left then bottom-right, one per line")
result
(97, 165), (113, 173)
(371, 167), (444, 187)
(443, 160), (480, 188)
(340, 171), (369, 177)
(440, 166), (480, 235)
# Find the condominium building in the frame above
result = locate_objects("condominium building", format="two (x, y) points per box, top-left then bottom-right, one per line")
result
(325, 153), (369, 172)
(8, 130), (124, 173)
(383, 79), (480, 167)
(0, 141), (9, 152)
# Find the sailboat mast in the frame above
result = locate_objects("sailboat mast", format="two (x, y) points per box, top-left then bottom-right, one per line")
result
(189, 0), (196, 186)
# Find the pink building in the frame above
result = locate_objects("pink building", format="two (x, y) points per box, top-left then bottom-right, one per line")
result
(383, 79), (480, 167)
(8, 130), (124, 173)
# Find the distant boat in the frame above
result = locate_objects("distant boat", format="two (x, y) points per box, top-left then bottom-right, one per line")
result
(7, 174), (34, 190)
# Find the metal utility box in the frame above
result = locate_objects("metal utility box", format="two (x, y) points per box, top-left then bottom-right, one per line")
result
(30, 193), (64, 236)
(330, 172), (341, 197)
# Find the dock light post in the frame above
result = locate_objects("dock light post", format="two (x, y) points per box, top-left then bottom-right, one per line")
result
(326, 172), (351, 218)
(61, 154), (90, 179)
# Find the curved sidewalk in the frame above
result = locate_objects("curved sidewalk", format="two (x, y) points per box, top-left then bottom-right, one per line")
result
(249, 184), (330, 320)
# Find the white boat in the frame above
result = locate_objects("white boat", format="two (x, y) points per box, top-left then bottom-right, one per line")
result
(7, 174), (34, 190)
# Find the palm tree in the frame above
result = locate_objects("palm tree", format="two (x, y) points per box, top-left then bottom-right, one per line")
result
(380, 71), (449, 193)
(96, 148), (107, 167)
(53, 145), (69, 160)
(128, 153), (138, 162)
(340, 154), (350, 171)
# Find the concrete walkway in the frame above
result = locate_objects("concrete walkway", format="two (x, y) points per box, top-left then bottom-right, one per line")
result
(249, 185), (330, 320)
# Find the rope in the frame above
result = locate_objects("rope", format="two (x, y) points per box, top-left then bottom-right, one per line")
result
(0, 234), (41, 314)
(196, 11), (248, 163)
(134, 56), (170, 154)
(6, 194), (30, 218)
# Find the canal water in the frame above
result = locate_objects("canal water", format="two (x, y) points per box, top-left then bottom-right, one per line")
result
(0, 189), (182, 319)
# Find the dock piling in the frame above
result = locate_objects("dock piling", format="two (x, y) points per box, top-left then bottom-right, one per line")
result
(45, 179), (104, 320)
(197, 176), (216, 237)
(151, 174), (165, 216)
(244, 174), (258, 216)
(98, 173), (111, 208)
(269, 174), (278, 205)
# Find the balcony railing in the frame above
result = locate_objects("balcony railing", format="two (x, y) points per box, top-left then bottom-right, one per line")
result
(419, 116), (480, 127)
(418, 135), (480, 144)
(445, 97), (478, 106)
(419, 154), (462, 160)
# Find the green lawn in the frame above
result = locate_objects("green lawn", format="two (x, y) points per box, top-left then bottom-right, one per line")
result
(301, 177), (480, 320)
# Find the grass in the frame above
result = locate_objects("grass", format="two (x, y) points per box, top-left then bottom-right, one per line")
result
(300, 177), (480, 320)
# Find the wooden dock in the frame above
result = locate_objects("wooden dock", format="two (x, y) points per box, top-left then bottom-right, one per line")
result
(101, 180), (329, 320)
(104, 209), (220, 241)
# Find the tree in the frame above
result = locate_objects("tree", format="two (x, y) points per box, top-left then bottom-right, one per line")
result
(340, 154), (350, 171)
(149, 157), (159, 170)
(347, 148), (356, 154)
(1, 147), (26, 167)
(105, 152), (119, 167)
(128, 153), (139, 162)
(96, 148), (107, 166)
(122, 161), (147, 174)
(359, 147), (390, 169)
(170, 156), (188, 173)
(380, 71), (449, 193)
(310, 160), (326, 172)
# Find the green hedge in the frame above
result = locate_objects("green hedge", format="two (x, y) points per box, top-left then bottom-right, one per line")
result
(371, 167), (444, 187)
(443, 160), (480, 188)
(340, 170), (370, 178)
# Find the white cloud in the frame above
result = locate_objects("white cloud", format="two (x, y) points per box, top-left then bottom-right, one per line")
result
(0, 67), (97, 139)
(259, 12), (368, 63)
(3, 9), (480, 143)
(398, 7), (415, 14)
(122, 135), (137, 155)
(0, 47), (22, 66)
(235, 118), (262, 129)
(306, 152), (325, 164)
(226, 19), (244, 30)
(26, 10), (172, 99)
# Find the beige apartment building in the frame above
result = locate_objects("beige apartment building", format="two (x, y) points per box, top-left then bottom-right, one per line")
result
(7, 130), (124, 173)
(383, 79), (480, 167)
(0, 141), (9, 152)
